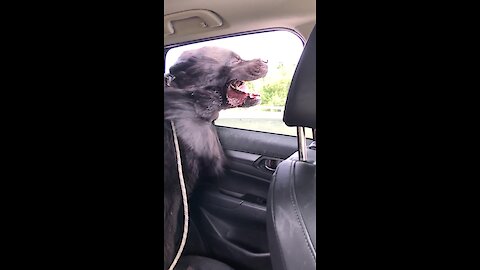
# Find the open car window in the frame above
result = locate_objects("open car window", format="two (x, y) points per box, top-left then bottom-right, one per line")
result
(165, 30), (313, 139)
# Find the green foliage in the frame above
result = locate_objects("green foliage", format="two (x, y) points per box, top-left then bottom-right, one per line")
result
(245, 62), (294, 106)
(259, 79), (291, 106)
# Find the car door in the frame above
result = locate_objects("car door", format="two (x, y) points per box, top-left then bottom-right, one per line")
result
(187, 126), (314, 270)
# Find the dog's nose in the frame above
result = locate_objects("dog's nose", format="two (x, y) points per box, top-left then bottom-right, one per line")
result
(261, 59), (268, 63)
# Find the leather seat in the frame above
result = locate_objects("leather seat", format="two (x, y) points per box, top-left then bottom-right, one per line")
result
(175, 256), (234, 270)
(266, 25), (316, 270)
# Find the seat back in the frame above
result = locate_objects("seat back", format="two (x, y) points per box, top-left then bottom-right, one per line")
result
(266, 25), (316, 270)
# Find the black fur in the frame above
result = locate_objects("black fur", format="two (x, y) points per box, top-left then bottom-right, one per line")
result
(164, 46), (268, 269)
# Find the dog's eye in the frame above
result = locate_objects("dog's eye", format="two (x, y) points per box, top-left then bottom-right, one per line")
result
(232, 56), (242, 64)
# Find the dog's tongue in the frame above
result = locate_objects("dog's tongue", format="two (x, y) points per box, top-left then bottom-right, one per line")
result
(231, 80), (260, 95)
(227, 80), (261, 107)
(227, 87), (247, 107)
(240, 84), (260, 98)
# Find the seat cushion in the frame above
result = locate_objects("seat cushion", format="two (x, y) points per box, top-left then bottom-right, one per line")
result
(174, 255), (234, 270)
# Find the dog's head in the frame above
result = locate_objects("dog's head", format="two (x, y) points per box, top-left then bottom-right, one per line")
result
(168, 46), (268, 109)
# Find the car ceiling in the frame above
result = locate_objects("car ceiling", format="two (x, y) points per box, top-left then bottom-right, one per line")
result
(164, 0), (316, 46)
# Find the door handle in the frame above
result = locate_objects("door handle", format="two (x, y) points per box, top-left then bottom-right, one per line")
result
(264, 159), (281, 172)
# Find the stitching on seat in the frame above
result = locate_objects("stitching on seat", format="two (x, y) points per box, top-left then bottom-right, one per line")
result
(270, 169), (289, 270)
(289, 161), (316, 263)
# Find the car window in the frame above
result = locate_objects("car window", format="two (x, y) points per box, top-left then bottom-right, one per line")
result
(165, 30), (313, 138)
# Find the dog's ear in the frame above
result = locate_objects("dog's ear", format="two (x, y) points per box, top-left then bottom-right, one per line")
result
(194, 98), (221, 121)
(168, 58), (200, 87)
(169, 58), (197, 76)
(192, 88), (223, 121)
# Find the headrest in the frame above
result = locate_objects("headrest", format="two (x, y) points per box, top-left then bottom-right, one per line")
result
(283, 25), (316, 129)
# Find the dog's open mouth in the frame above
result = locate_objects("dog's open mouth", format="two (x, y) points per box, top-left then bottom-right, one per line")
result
(226, 79), (261, 108)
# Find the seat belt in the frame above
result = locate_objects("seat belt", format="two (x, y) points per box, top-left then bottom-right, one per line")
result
(168, 121), (189, 270)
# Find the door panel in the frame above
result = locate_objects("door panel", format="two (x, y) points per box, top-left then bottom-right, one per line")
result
(188, 126), (313, 270)
(217, 126), (304, 160)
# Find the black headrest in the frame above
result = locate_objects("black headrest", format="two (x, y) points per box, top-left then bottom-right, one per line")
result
(283, 26), (316, 129)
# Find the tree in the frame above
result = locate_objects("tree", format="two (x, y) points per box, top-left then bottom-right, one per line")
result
(244, 62), (294, 106)
(259, 79), (291, 106)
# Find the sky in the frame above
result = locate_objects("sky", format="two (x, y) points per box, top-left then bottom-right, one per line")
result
(165, 30), (304, 73)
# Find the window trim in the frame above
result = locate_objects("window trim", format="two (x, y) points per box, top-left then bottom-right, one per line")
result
(164, 27), (305, 55)
(213, 122), (315, 140)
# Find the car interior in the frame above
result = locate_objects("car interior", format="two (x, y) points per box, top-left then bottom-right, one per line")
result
(164, 0), (316, 269)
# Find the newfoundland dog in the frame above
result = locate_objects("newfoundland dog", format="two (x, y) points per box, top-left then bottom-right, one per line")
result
(164, 46), (268, 268)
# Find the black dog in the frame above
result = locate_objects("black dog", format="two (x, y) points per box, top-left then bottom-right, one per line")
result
(164, 46), (268, 269)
